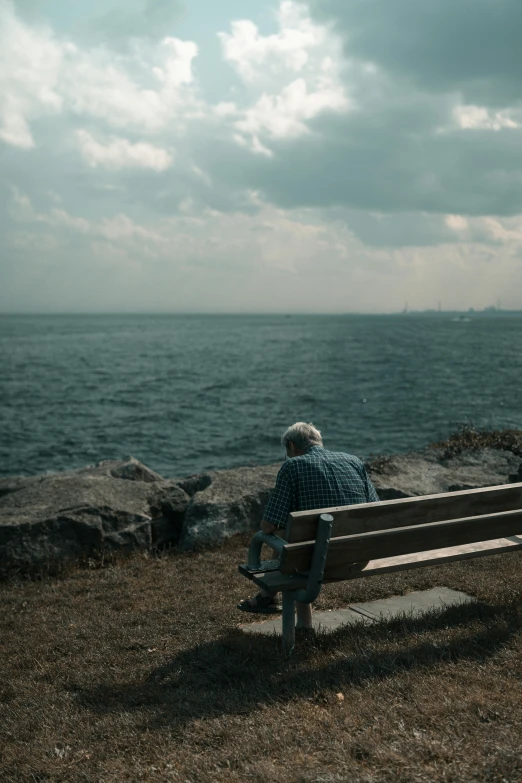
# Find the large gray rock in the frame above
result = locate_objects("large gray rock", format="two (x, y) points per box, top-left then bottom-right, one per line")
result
(0, 456), (163, 500)
(0, 456), (281, 571)
(367, 447), (522, 499)
(179, 464), (280, 549)
(0, 460), (190, 573)
(147, 481), (193, 547)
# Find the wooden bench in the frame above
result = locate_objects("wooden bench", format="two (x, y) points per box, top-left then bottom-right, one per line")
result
(239, 482), (522, 652)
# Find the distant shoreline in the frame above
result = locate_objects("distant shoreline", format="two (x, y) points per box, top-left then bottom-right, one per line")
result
(1, 310), (522, 317)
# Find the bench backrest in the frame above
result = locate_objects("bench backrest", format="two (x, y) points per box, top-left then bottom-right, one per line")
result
(279, 482), (522, 575)
(284, 482), (522, 542)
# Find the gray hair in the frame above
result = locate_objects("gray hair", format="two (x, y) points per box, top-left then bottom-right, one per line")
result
(281, 422), (323, 451)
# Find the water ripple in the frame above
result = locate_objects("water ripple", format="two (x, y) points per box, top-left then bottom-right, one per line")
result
(0, 313), (521, 477)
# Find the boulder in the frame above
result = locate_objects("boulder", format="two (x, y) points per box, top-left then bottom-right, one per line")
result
(0, 474), (44, 499)
(63, 455), (165, 483)
(0, 460), (190, 573)
(0, 457), (162, 501)
(147, 481), (193, 547)
(179, 465), (280, 549)
(175, 473), (213, 497)
(367, 447), (522, 499)
(509, 463), (522, 483)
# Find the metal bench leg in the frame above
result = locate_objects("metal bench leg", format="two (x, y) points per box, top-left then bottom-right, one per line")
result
(282, 592), (296, 654)
(296, 600), (312, 628)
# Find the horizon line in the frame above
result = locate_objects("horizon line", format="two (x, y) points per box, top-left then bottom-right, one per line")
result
(1, 309), (522, 317)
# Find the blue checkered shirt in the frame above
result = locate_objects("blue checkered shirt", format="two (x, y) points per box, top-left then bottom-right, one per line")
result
(264, 445), (379, 529)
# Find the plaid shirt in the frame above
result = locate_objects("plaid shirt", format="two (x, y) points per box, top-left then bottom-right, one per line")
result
(263, 445), (380, 529)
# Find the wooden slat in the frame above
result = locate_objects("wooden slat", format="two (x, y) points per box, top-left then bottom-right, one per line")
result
(285, 482), (522, 543)
(238, 560), (280, 580)
(280, 509), (522, 573)
(322, 535), (522, 580)
(252, 536), (522, 592)
(253, 570), (308, 592)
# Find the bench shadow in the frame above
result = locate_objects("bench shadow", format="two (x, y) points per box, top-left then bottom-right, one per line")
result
(76, 599), (520, 731)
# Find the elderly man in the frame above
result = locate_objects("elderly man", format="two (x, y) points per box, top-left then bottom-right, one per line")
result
(238, 422), (379, 627)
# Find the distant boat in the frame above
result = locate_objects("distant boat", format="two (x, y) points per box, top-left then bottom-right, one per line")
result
(451, 315), (472, 322)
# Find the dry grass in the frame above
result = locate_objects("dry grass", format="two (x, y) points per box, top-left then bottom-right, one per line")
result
(1, 536), (522, 783)
(432, 426), (522, 459)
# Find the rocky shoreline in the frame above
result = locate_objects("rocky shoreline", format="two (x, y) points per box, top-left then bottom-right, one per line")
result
(1, 433), (522, 575)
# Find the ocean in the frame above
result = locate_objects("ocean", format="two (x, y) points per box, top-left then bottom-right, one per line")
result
(1, 313), (521, 478)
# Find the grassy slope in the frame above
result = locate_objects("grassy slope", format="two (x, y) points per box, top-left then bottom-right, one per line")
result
(1, 533), (521, 783)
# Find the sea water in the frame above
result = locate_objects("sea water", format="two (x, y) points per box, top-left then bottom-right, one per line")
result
(1, 313), (521, 477)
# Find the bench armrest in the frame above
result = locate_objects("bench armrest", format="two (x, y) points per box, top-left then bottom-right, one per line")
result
(246, 530), (287, 570)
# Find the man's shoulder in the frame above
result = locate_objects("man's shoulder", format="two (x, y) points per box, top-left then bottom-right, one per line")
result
(292, 447), (365, 471)
(276, 459), (295, 479)
(314, 448), (364, 467)
(277, 448), (366, 475)
(276, 452), (316, 477)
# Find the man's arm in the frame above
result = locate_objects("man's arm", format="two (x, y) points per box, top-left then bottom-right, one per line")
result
(260, 519), (277, 535)
(363, 466), (380, 502)
(261, 465), (295, 533)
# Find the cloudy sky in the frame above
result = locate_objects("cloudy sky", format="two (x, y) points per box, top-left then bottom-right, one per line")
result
(2, 0), (522, 313)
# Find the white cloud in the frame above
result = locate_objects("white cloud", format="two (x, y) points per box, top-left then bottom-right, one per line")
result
(9, 231), (59, 253)
(10, 188), (164, 246)
(75, 130), (173, 171)
(218, 1), (323, 83)
(6, 187), (522, 313)
(214, 101), (237, 118)
(453, 105), (520, 131)
(445, 215), (469, 232)
(98, 213), (164, 243)
(154, 37), (196, 89)
(236, 76), (348, 141)
(476, 216), (522, 244)
(0, 1), (200, 149)
(218, 1), (348, 154)
(8, 185), (357, 275)
(47, 208), (92, 234)
(10, 187), (90, 231)
(60, 37), (199, 133)
(1, 0), (346, 163)
(446, 213), (522, 246)
(0, 1), (64, 148)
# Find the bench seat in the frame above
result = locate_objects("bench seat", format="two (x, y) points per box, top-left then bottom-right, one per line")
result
(242, 534), (522, 594)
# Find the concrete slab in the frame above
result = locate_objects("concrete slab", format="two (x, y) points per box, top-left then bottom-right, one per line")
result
(239, 587), (475, 636)
(350, 587), (475, 621)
